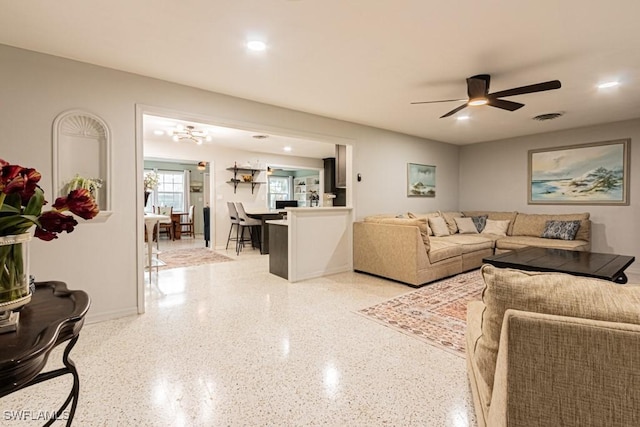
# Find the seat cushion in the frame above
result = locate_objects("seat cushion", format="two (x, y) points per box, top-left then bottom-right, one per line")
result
(441, 234), (494, 254)
(428, 238), (462, 263)
(474, 265), (640, 397)
(496, 235), (589, 251)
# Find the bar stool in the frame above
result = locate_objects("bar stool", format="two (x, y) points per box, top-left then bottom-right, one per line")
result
(235, 202), (261, 255)
(226, 202), (241, 251)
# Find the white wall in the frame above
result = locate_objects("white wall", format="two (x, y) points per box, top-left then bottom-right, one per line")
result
(144, 138), (324, 248)
(459, 119), (640, 273)
(0, 44), (458, 321)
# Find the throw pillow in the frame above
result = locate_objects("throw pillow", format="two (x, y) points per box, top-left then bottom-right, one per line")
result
(482, 219), (510, 236)
(475, 265), (640, 396)
(541, 220), (581, 240)
(471, 215), (488, 232)
(428, 216), (450, 237)
(408, 212), (440, 235)
(439, 211), (464, 234)
(481, 219), (510, 236)
(454, 217), (479, 234)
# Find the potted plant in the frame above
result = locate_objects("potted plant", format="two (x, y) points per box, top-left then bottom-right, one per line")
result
(144, 171), (159, 207)
(64, 174), (103, 203)
(0, 159), (99, 331)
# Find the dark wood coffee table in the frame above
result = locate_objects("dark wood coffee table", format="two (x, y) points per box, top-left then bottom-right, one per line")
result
(483, 247), (635, 284)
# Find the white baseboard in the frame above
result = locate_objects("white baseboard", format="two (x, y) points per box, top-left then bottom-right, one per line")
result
(85, 306), (139, 324)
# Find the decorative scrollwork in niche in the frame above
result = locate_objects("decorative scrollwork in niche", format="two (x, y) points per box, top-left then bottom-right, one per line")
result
(53, 110), (111, 213)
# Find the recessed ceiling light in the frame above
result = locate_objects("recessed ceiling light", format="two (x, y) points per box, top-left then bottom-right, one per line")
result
(598, 81), (620, 89)
(247, 40), (267, 51)
(457, 115), (470, 121)
(252, 134), (269, 139)
(153, 130), (165, 136)
(283, 146), (292, 152)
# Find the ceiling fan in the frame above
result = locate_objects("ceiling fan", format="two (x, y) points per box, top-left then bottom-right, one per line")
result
(411, 74), (561, 118)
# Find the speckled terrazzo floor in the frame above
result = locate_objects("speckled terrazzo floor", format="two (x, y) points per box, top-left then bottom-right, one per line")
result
(1, 239), (478, 426)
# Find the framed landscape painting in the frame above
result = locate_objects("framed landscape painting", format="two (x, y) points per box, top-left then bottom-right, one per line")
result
(528, 139), (630, 205)
(407, 163), (436, 197)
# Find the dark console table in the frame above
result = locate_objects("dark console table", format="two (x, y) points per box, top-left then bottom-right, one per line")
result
(0, 281), (90, 426)
(483, 247), (635, 284)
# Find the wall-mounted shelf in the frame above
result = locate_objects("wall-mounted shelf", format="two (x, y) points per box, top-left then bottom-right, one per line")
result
(226, 166), (266, 194)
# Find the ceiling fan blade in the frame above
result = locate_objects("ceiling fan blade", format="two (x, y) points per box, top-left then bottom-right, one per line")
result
(440, 103), (468, 118)
(487, 98), (525, 111)
(489, 80), (561, 98)
(411, 98), (467, 105)
(467, 74), (490, 99)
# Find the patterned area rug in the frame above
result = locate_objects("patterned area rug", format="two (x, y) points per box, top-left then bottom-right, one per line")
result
(358, 270), (484, 357)
(158, 248), (234, 270)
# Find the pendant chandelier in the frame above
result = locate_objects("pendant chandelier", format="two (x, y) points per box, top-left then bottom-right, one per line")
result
(172, 125), (212, 145)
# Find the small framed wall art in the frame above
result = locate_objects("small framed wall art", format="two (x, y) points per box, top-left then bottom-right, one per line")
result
(407, 163), (436, 197)
(528, 138), (630, 205)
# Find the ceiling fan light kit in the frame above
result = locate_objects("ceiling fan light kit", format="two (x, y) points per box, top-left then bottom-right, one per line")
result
(468, 98), (488, 106)
(412, 74), (562, 118)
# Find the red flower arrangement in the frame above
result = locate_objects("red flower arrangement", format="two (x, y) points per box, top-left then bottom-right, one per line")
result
(0, 158), (99, 240)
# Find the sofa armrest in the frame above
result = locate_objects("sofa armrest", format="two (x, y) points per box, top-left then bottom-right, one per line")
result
(488, 309), (640, 427)
(353, 221), (430, 285)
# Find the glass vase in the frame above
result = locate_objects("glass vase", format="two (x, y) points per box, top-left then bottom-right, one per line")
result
(0, 233), (32, 313)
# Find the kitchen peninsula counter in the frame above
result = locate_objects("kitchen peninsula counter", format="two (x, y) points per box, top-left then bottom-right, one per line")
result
(267, 207), (353, 282)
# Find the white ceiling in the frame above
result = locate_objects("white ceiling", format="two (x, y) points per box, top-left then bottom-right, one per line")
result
(143, 114), (336, 159)
(2, 0), (640, 146)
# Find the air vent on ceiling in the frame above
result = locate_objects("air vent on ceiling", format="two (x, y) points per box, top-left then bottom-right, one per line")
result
(252, 134), (269, 139)
(532, 112), (564, 121)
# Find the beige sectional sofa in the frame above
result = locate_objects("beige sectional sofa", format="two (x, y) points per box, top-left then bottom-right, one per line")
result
(467, 265), (640, 427)
(353, 210), (591, 287)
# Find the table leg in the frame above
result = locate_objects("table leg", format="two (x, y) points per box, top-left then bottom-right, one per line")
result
(146, 221), (155, 280)
(28, 336), (80, 427)
(614, 272), (628, 284)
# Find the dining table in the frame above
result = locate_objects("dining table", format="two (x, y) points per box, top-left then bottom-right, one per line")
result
(171, 212), (187, 239)
(143, 213), (170, 278)
(245, 210), (286, 254)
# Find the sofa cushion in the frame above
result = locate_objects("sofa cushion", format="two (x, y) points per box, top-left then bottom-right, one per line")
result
(439, 211), (463, 234)
(407, 211), (440, 235)
(454, 217), (479, 234)
(470, 215), (488, 232)
(428, 238), (462, 263)
(511, 213), (590, 241)
(462, 211), (518, 235)
(428, 216), (450, 237)
(364, 216), (430, 249)
(495, 235), (589, 251)
(481, 219), (510, 236)
(474, 265), (640, 395)
(541, 220), (581, 240)
(441, 234), (493, 254)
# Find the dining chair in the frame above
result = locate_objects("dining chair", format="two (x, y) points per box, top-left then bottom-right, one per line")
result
(234, 202), (261, 255)
(156, 206), (174, 241)
(180, 205), (195, 238)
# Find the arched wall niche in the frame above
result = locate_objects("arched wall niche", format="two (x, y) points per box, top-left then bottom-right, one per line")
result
(52, 110), (112, 213)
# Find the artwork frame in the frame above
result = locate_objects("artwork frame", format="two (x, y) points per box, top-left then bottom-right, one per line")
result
(407, 163), (436, 197)
(528, 139), (630, 205)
